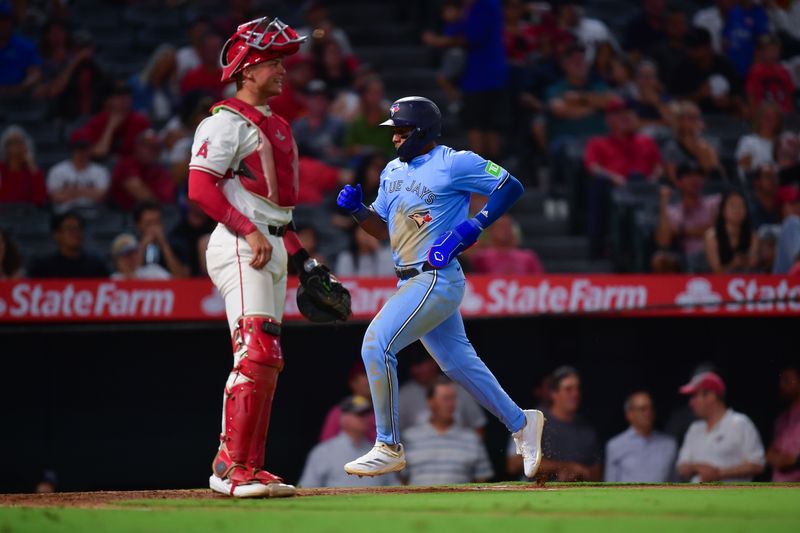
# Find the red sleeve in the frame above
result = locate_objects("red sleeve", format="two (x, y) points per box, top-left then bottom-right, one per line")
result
(283, 230), (303, 256)
(583, 138), (602, 169)
(188, 169), (257, 236)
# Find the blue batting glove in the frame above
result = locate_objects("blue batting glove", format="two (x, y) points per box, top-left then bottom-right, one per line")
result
(337, 183), (363, 213)
(427, 219), (483, 268)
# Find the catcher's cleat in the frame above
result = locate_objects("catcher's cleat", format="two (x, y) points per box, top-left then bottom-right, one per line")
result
(209, 471), (296, 498)
(344, 442), (406, 477)
(512, 409), (545, 478)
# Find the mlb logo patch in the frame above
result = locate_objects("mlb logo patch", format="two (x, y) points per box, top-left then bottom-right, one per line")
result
(390, 103), (400, 116)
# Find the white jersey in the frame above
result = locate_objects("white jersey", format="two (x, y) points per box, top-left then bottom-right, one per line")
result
(189, 105), (293, 234)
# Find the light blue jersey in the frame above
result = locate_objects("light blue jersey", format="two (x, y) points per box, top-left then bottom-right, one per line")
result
(357, 145), (526, 448)
(370, 146), (510, 267)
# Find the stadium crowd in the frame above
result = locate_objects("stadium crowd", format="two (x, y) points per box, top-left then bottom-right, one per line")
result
(2, 0), (800, 278)
(297, 359), (800, 486)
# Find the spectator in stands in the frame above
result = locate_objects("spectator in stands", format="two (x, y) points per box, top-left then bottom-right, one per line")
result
(676, 371), (765, 482)
(292, 79), (345, 165)
(314, 39), (355, 96)
(669, 27), (743, 116)
(773, 184), (800, 273)
(269, 54), (314, 124)
(176, 16), (210, 82)
(628, 61), (672, 133)
(649, 7), (690, 89)
(553, 0), (617, 63)
(0, 229), (22, 279)
(38, 26), (106, 121)
(180, 32), (228, 101)
(604, 391), (677, 482)
(661, 101), (724, 183)
(110, 129), (175, 211)
(623, 0), (667, 61)
(164, 93), (214, 199)
(584, 98), (662, 258)
(693, 0), (735, 53)
(746, 35), (794, 113)
(403, 377), (494, 485)
(80, 80), (151, 160)
(0, 125), (45, 206)
(520, 366), (601, 481)
(545, 43), (613, 147)
(0, 2), (41, 97)
(736, 102), (782, 183)
(319, 362), (376, 443)
(345, 75), (395, 159)
(300, 396), (396, 488)
(169, 200), (215, 277)
(129, 44), (179, 123)
(398, 352), (487, 435)
(749, 164), (781, 229)
(46, 130), (109, 213)
(212, 0), (258, 37)
(592, 42), (633, 94)
(468, 214), (544, 274)
(420, 0), (466, 115)
(767, 0), (800, 58)
(653, 165), (721, 273)
(335, 226), (394, 278)
(767, 363), (800, 482)
(28, 211), (108, 278)
(776, 131), (800, 182)
(755, 224), (780, 272)
(704, 190), (758, 273)
(723, 0), (769, 77)
(288, 226), (328, 273)
(132, 201), (189, 278)
(109, 233), (170, 280)
(297, 156), (352, 206)
(298, 0), (356, 61)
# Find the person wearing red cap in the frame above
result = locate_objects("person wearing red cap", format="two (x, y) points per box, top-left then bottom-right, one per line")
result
(318, 362), (377, 443)
(187, 16), (341, 499)
(676, 371), (765, 482)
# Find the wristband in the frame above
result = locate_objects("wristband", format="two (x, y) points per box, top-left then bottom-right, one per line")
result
(352, 204), (371, 223)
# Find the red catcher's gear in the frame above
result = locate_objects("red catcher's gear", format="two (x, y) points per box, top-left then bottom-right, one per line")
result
(213, 316), (285, 484)
(220, 17), (306, 82)
(211, 98), (299, 207)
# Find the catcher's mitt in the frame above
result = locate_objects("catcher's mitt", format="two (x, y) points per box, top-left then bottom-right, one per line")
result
(297, 263), (351, 323)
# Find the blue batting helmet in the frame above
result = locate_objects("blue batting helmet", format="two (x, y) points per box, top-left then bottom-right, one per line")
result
(380, 96), (441, 162)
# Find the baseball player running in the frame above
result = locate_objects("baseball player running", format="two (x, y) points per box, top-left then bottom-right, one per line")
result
(336, 97), (544, 479)
(188, 17), (349, 498)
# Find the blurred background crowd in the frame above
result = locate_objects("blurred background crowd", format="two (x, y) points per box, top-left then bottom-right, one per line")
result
(3, 0), (800, 281)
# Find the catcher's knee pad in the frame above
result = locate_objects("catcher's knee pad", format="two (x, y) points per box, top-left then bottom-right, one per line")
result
(232, 316), (284, 371)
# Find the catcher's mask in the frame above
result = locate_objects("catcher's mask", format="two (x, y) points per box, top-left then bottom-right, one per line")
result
(380, 96), (442, 163)
(220, 16), (306, 82)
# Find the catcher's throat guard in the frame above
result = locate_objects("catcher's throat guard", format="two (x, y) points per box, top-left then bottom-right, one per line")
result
(220, 16), (307, 82)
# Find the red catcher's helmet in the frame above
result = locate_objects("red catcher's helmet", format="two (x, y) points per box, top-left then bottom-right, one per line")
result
(219, 17), (306, 82)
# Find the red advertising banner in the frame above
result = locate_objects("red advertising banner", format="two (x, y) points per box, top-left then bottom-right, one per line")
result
(0, 275), (798, 323)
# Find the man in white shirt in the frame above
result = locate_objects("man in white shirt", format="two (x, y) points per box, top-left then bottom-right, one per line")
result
(676, 372), (765, 482)
(46, 131), (110, 213)
(299, 396), (398, 488)
(605, 391), (677, 482)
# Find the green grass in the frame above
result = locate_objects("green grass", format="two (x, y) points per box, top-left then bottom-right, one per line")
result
(3, 485), (800, 533)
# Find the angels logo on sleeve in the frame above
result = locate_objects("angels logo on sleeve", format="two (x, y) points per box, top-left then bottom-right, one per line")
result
(408, 210), (433, 229)
(196, 138), (210, 158)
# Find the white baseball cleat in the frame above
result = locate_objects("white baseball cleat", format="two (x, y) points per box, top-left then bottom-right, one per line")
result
(209, 474), (296, 498)
(344, 443), (406, 477)
(512, 409), (545, 478)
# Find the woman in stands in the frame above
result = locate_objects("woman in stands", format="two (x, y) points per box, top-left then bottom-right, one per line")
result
(704, 189), (759, 273)
(0, 125), (46, 206)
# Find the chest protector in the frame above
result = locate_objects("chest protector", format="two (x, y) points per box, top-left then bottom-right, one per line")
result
(212, 98), (298, 207)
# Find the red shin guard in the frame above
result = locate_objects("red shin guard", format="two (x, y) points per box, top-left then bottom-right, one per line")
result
(213, 316), (284, 482)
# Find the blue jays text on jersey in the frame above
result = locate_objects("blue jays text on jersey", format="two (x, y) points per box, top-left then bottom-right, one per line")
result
(368, 145), (510, 267)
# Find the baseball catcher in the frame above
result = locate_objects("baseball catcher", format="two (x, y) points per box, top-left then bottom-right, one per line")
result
(188, 16), (349, 499)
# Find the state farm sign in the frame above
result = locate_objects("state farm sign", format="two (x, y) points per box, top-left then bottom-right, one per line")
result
(0, 275), (797, 323)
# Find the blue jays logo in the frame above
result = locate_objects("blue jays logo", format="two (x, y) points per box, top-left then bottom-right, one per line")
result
(408, 210), (433, 229)
(390, 103), (400, 116)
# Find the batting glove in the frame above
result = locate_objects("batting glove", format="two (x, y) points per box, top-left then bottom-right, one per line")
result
(427, 218), (483, 268)
(337, 184), (363, 213)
